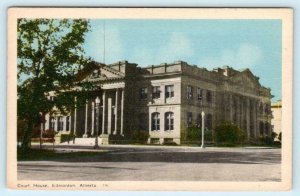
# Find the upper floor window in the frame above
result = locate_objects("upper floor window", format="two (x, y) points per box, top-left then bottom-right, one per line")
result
(187, 86), (193, 100)
(165, 85), (174, 98)
(259, 103), (263, 114)
(152, 86), (160, 99)
(264, 104), (270, 114)
(197, 88), (203, 101)
(206, 90), (212, 103)
(140, 87), (148, 100)
(49, 96), (55, 101)
(165, 112), (174, 131)
(151, 112), (160, 131)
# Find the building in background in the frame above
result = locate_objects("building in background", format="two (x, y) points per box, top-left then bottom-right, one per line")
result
(43, 60), (273, 145)
(271, 100), (282, 141)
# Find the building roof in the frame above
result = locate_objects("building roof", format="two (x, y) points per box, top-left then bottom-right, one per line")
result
(271, 100), (282, 108)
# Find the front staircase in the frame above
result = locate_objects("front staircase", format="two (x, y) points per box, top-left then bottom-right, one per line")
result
(60, 138), (96, 146)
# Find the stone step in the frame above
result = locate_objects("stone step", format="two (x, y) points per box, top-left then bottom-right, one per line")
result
(60, 138), (96, 146)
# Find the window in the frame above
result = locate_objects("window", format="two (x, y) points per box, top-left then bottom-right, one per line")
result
(197, 88), (203, 101)
(140, 87), (148, 100)
(152, 86), (161, 99)
(165, 85), (174, 98)
(165, 112), (174, 131)
(187, 112), (193, 127)
(197, 113), (202, 128)
(138, 113), (148, 131)
(66, 116), (70, 131)
(264, 104), (270, 114)
(151, 113), (160, 131)
(58, 116), (64, 131)
(206, 90), (212, 103)
(49, 96), (55, 101)
(187, 86), (193, 99)
(206, 114), (213, 130)
(50, 117), (55, 130)
(259, 103), (263, 114)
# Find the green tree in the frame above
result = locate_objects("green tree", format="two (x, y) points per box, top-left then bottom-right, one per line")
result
(17, 19), (94, 153)
(214, 123), (246, 146)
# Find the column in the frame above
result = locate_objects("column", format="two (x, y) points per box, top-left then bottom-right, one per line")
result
(74, 97), (77, 136)
(246, 99), (250, 140)
(91, 102), (95, 136)
(69, 114), (72, 131)
(236, 97), (240, 127)
(83, 100), (88, 137)
(120, 89), (124, 135)
(55, 117), (58, 132)
(45, 113), (50, 130)
(254, 101), (259, 138)
(63, 116), (67, 131)
(102, 91), (106, 134)
(114, 89), (118, 135)
(107, 98), (112, 134)
(161, 84), (165, 104)
(229, 94), (233, 122)
(253, 100), (257, 139)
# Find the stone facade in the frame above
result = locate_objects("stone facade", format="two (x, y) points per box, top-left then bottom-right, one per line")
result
(43, 60), (272, 144)
(271, 100), (282, 141)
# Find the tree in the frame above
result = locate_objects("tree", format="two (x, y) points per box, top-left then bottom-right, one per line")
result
(17, 19), (94, 153)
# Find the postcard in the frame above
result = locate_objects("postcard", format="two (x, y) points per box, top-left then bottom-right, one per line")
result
(7, 7), (293, 191)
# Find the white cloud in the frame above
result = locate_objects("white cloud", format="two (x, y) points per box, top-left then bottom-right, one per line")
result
(155, 32), (194, 64)
(201, 43), (263, 69)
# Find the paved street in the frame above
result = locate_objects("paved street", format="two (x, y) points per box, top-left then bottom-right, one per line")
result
(18, 145), (281, 181)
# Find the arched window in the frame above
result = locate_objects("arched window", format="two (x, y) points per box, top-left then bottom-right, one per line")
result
(151, 112), (160, 131)
(206, 114), (212, 130)
(165, 112), (174, 131)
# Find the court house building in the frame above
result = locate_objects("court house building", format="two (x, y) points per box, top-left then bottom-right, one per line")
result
(44, 60), (273, 144)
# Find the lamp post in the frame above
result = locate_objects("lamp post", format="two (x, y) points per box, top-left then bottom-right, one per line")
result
(201, 111), (205, 149)
(94, 96), (100, 149)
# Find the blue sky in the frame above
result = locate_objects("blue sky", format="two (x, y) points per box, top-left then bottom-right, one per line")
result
(84, 19), (282, 101)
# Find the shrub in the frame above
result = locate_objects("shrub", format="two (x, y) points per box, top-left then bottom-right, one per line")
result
(185, 124), (213, 144)
(186, 124), (200, 141)
(130, 130), (149, 144)
(214, 123), (246, 145)
(278, 132), (282, 142)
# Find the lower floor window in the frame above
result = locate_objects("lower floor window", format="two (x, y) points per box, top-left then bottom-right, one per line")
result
(187, 112), (193, 127)
(66, 116), (70, 131)
(151, 112), (160, 131)
(50, 117), (55, 130)
(165, 112), (174, 131)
